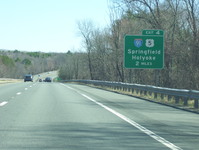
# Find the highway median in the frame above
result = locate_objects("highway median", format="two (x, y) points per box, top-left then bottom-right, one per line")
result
(0, 78), (23, 85)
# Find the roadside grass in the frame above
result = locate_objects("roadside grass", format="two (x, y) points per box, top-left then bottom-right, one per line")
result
(0, 78), (22, 85)
(85, 84), (199, 113)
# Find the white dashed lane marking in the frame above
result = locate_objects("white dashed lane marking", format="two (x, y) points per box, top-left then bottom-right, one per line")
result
(16, 92), (21, 95)
(0, 101), (8, 106)
(0, 83), (37, 107)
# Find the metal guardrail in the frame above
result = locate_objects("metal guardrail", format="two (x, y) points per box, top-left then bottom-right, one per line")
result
(63, 80), (199, 109)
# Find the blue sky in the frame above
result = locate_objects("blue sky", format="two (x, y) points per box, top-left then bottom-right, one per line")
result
(0, 0), (110, 52)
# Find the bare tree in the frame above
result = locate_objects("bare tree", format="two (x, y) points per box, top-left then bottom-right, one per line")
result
(181, 0), (199, 89)
(77, 20), (95, 79)
(108, 2), (126, 82)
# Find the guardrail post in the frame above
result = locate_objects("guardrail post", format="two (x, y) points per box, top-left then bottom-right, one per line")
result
(144, 90), (147, 96)
(132, 88), (134, 94)
(194, 99), (199, 109)
(175, 96), (180, 104)
(161, 94), (164, 100)
(168, 95), (172, 101)
(136, 89), (139, 95)
(183, 97), (188, 106)
(140, 90), (143, 96)
(154, 92), (157, 99)
(117, 86), (119, 91)
(149, 91), (152, 96)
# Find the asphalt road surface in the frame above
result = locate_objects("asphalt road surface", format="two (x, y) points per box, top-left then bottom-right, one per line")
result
(0, 82), (199, 150)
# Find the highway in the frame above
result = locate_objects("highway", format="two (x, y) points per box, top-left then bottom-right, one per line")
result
(0, 82), (199, 150)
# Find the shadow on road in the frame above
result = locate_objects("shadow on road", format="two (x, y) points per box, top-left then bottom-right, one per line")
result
(0, 122), (166, 150)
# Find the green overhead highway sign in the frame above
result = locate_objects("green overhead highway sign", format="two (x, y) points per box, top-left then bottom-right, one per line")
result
(124, 35), (164, 69)
(142, 30), (164, 36)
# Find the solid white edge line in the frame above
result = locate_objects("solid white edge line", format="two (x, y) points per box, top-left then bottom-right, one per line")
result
(60, 83), (76, 90)
(81, 94), (183, 150)
(0, 101), (8, 106)
(60, 83), (182, 150)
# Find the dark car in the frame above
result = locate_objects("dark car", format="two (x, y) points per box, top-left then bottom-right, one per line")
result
(45, 77), (52, 82)
(24, 74), (33, 82)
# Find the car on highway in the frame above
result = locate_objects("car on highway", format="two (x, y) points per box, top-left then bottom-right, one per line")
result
(24, 74), (33, 82)
(44, 77), (52, 82)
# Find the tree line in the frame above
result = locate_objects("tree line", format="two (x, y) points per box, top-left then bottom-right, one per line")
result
(0, 50), (64, 78)
(1, 0), (199, 90)
(60, 0), (199, 90)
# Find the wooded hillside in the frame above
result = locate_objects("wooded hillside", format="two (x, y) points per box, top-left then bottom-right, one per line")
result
(0, 49), (64, 78)
(59, 0), (199, 90)
(2, 0), (199, 91)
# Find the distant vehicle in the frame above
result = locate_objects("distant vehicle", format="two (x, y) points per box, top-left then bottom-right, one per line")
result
(24, 74), (33, 82)
(45, 77), (52, 82)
